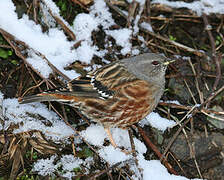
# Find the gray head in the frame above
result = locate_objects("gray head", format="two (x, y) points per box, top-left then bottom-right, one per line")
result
(121, 53), (169, 87)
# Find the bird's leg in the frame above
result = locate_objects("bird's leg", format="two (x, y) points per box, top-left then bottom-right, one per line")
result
(105, 128), (134, 155)
(105, 128), (117, 148)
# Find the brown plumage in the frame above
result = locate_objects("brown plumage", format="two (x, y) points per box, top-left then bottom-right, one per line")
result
(19, 53), (172, 147)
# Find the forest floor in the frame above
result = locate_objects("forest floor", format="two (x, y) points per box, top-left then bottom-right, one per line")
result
(0, 0), (224, 179)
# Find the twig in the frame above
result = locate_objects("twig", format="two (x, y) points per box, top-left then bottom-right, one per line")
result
(201, 110), (224, 122)
(187, 58), (204, 104)
(33, 0), (38, 23)
(127, 0), (138, 27)
(128, 129), (143, 179)
(183, 79), (197, 105)
(202, 13), (221, 91)
(38, 53), (71, 81)
(0, 28), (47, 81)
(0, 44), (12, 48)
(136, 126), (178, 175)
(168, 152), (187, 177)
(105, 0), (206, 57)
(71, 136), (76, 157)
(145, 0), (151, 24)
(104, 0), (127, 19)
(142, 28), (206, 57)
(212, 54), (222, 90)
(189, 117), (203, 178)
(161, 105), (198, 161)
(159, 104), (205, 177)
(89, 159), (134, 180)
(70, 0), (89, 11)
(201, 84), (224, 108)
(21, 80), (44, 97)
(157, 106), (199, 177)
(159, 102), (224, 115)
(41, 0), (76, 41)
(192, 143), (203, 178)
(0, 28), (71, 82)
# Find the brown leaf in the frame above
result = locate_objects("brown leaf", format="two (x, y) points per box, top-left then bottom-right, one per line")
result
(10, 148), (22, 179)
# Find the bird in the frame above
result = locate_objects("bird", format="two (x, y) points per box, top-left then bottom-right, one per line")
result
(19, 53), (172, 148)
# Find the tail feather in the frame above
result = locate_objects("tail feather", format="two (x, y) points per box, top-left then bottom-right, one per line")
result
(18, 93), (69, 104)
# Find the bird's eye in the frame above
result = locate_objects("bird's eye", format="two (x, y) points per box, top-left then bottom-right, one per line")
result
(152, 61), (160, 66)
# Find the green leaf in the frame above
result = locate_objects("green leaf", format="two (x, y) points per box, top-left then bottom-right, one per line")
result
(61, 3), (67, 11)
(32, 152), (38, 160)
(76, 146), (93, 158)
(8, 50), (12, 56)
(0, 48), (8, 59)
(73, 167), (81, 173)
(57, 0), (67, 12)
(83, 147), (93, 157)
(169, 35), (176, 41)
(11, 60), (18, 65)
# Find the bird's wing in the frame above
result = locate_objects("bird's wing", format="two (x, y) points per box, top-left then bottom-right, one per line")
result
(90, 61), (138, 89)
(69, 61), (138, 98)
(18, 62), (138, 104)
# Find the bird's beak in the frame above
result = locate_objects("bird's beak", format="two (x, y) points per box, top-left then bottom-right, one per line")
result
(163, 59), (175, 66)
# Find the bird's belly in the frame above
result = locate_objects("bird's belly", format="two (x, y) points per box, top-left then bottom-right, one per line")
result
(110, 97), (154, 128)
(81, 95), (155, 129)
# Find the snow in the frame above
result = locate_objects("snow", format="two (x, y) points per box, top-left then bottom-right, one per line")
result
(98, 145), (131, 165)
(132, 48), (140, 55)
(90, 0), (115, 29)
(80, 124), (107, 146)
(140, 22), (154, 32)
(40, 3), (56, 27)
(43, 0), (74, 31)
(182, 56), (191, 61)
(56, 155), (89, 179)
(152, 0), (224, 16)
(133, 15), (141, 35)
(165, 100), (181, 105)
(0, 91), (3, 100)
(33, 154), (93, 179)
(0, 0), (223, 80)
(33, 155), (57, 176)
(80, 124), (147, 154)
(59, 155), (83, 171)
(73, 13), (98, 42)
(1, 97), (74, 142)
(26, 50), (53, 78)
(76, 41), (97, 64)
(33, 152), (201, 180)
(0, 0), (113, 79)
(43, 0), (60, 15)
(137, 155), (191, 180)
(0, 0), (80, 79)
(139, 112), (176, 131)
(0, 0), (135, 79)
(106, 28), (132, 55)
(133, 0), (145, 35)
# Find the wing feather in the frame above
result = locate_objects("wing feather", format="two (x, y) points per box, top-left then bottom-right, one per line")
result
(19, 61), (140, 104)
(67, 62), (139, 99)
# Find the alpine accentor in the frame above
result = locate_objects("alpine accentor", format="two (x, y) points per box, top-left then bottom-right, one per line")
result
(19, 53), (172, 147)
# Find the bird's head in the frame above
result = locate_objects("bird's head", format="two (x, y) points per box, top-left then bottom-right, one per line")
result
(122, 53), (174, 87)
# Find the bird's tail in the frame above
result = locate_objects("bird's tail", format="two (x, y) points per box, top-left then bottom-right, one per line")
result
(18, 93), (75, 104)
